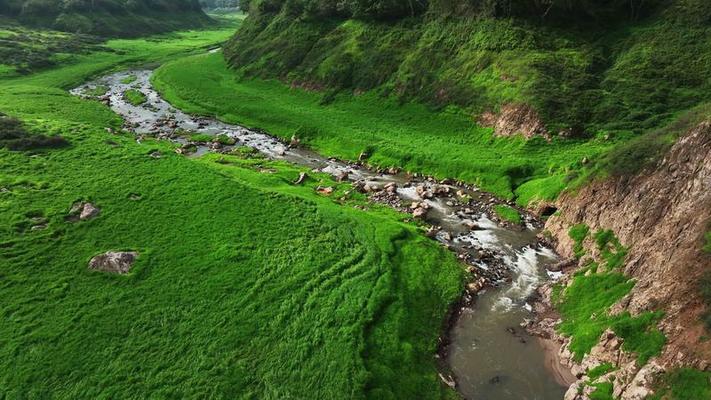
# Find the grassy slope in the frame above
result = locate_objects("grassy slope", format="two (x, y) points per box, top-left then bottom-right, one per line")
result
(0, 23), (462, 399)
(152, 52), (622, 201)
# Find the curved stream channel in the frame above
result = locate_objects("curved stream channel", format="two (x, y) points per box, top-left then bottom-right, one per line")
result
(72, 69), (572, 399)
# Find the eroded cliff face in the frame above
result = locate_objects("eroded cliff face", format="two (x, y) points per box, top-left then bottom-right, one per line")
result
(536, 121), (711, 398)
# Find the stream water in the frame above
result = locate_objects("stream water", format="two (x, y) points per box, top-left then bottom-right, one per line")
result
(71, 69), (571, 400)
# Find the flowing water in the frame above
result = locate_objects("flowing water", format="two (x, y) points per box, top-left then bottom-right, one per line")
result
(72, 69), (571, 400)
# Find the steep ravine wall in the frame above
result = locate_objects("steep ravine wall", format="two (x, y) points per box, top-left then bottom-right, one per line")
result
(536, 122), (711, 399)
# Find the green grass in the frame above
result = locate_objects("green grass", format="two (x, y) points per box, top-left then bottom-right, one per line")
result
(556, 229), (666, 364)
(122, 89), (147, 106)
(588, 381), (615, 400)
(0, 22), (466, 399)
(493, 204), (521, 224)
(649, 369), (711, 400)
(568, 223), (590, 258)
(704, 230), (711, 253)
(586, 363), (615, 380)
(120, 75), (137, 84)
(152, 52), (621, 202)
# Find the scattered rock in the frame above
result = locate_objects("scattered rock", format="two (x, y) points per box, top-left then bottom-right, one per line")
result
(317, 186), (334, 195)
(294, 172), (308, 185)
(66, 202), (100, 222)
(89, 251), (138, 274)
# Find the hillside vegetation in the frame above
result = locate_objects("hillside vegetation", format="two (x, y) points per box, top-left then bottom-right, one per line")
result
(226, 0), (710, 135)
(0, 0), (212, 36)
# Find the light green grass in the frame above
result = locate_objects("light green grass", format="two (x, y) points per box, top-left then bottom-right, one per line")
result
(493, 204), (521, 224)
(122, 89), (147, 106)
(152, 52), (623, 201)
(120, 75), (137, 84)
(0, 22), (464, 399)
(556, 229), (665, 365)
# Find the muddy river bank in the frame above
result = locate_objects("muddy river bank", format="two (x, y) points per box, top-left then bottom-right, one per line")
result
(72, 69), (571, 400)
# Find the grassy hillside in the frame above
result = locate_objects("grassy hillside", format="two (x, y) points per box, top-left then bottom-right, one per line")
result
(225, 0), (711, 135)
(0, 0), (212, 37)
(0, 22), (465, 399)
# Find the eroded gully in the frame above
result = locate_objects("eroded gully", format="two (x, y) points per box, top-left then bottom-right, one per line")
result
(71, 68), (574, 400)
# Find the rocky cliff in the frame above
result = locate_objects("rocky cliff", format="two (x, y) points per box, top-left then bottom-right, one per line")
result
(531, 121), (711, 399)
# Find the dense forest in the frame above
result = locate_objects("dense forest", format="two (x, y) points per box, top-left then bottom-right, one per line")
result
(226, 0), (710, 135)
(0, 0), (211, 36)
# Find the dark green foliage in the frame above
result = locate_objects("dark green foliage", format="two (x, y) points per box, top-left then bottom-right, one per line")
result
(649, 369), (711, 400)
(704, 230), (711, 253)
(225, 0), (711, 137)
(0, 0), (212, 37)
(0, 115), (68, 150)
(0, 21), (103, 75)
(568, 223), (590, 258)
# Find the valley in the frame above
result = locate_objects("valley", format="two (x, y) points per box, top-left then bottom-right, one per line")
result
(1, 2), (710, 399)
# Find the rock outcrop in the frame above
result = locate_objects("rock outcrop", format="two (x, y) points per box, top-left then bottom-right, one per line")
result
(479, 103), (550, 140)
(535, 121), (711, 398)
(89, 251), (138, 274)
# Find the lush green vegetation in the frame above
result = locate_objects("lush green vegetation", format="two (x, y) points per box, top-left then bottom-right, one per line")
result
(0, 0), (212, 37)
(586, 363), (615, 381)
(568, 223), (590, 258)
(493, 204), (521, 224)
(227, 0), (710, 135)
(0, 21), (468, 399)
(122, 89), (147, 106)
(649, 368), (711, 400)
(704, 230), (711, 253)
(152, 52), (620, 201)
(589, 381), (615, 400)
(555, 229), (665, 365)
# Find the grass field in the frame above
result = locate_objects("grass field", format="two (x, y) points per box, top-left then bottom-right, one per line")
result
(0, 21), (464, 399)
(152, 52), (628, 203)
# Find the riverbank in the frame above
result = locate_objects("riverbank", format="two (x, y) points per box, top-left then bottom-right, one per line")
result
(151, 51), (625, 203)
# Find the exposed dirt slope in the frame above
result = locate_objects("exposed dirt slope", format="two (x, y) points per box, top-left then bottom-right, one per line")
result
(548, 121), (711, 365)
